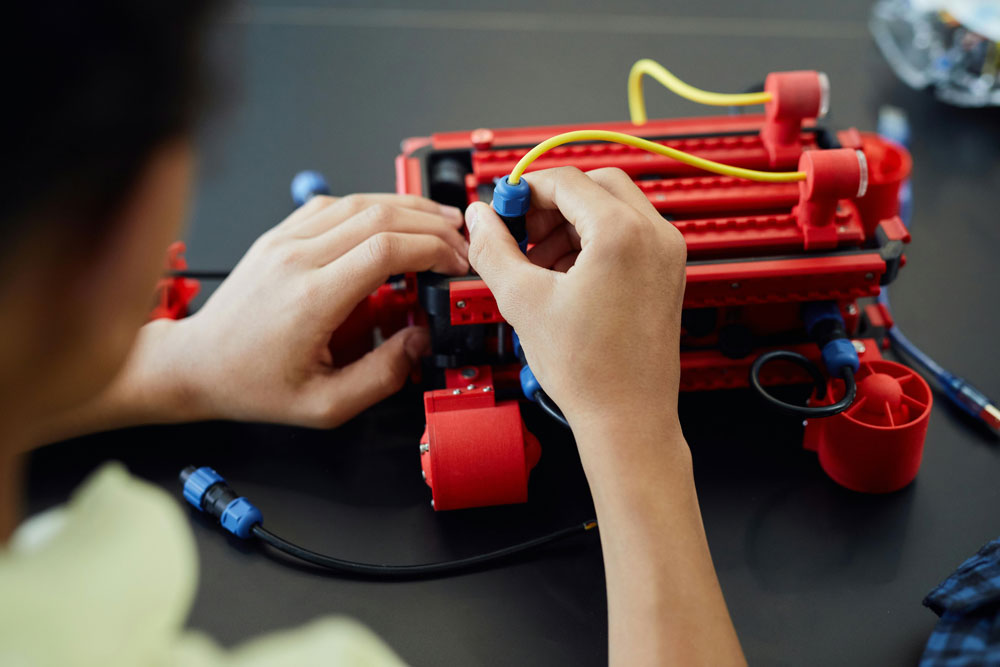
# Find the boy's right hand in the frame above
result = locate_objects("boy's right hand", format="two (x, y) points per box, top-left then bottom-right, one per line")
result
(466, 166), (688, 436)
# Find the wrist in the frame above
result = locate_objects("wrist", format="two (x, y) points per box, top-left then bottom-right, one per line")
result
(569, 409), (692, 496)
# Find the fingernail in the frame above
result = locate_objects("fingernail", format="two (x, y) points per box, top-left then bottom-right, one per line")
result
(439, 204), (464, 223)
(465, 205), (479, 233)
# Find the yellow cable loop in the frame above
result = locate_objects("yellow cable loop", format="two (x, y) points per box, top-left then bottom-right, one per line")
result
(507, 130), (805, 185)
(628, 58), (772, 126)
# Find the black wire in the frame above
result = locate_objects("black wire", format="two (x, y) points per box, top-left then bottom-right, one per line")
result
(535, 389), (570, 428)
(167, 270), (230, 280)
(749, 350), (857, 418)
(251, 520), (597, 579)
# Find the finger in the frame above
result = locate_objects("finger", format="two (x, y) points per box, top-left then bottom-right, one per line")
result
(552, 251), (580, 273)
(525, 207), (571, 245)
(465, 201), (553, 327)
(308, 203), (469, 265)
(273, 194), (339, 233)
(317, 232), (468, 317)
(585, 167), (663, 223)
(526, 223), (579, 269)
(312, 326), (428, 427)
(288, 193), (464, 238)
(520, 167), (634, 241)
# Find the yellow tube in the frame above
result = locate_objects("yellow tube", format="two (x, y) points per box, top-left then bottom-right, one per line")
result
(507, 130), (805, 185)
(628, 58), (772, 126)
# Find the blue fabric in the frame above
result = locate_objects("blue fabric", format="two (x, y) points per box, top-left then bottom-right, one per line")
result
(921, 538), (1000, 666)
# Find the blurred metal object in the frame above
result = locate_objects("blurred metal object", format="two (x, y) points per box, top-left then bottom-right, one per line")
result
(871, 0), (1000, 107)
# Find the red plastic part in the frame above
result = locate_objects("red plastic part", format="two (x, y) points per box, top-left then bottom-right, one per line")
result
(761, 71), (825, 165)
(420, 386), (541, 511)
(150, 241), (200, 320)
(803, 359), (932, 493)
(794, 148), (863, 250)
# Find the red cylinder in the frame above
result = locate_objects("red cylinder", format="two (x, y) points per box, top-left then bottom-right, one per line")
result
(854, 133), (912, 236)
(421, 398), (541, 511)
(804, 360), (932, 493)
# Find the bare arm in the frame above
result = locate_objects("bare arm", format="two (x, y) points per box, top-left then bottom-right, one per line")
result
(466, 166), (745, 666)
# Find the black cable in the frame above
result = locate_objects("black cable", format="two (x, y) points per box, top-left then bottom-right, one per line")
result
(535, 389), (570, 428)
(749, 350), (857, 418)
(251, 520), (597, 579)
(167, 270), (230, 280)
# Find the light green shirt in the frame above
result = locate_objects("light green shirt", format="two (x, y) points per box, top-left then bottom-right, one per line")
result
(0, 463), (406, 667)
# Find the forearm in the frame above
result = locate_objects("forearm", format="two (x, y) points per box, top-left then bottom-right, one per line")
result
(574, 414), (745, 667)
(34, 319), (208, 444)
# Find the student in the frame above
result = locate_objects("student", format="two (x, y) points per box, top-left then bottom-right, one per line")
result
(0, 2), (745, 665)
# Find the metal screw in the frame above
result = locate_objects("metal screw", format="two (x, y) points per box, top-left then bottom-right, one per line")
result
(430, 500), (435, 509)
(483, 386), (492, 392)
(460, 367), (477, 379)
(452, 388), (461, 395)
(419, 443), (429, 453)
(852, 340), (867, 354)
(864, 272), (874, 281)
(456, 300), (467, 309)
(838, 225), (848, 233)
(847, 303), (858, 315)
(421, 470), (426, 480)
(466, 384), (476, 390)
(730, 282), (741, 289)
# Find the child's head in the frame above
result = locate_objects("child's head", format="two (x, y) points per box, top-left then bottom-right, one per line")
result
(1, 1), (218, 435)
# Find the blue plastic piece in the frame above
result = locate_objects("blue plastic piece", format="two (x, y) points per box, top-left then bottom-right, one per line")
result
(512, 330), (522, 359)
(492, 176), (531, 218)
(821, 338), (860, 375)
(801, 301), (843, 335)
(220, 497), (263, 539)
(182, 466), (223, 509)
(291, 170), (331, 206)
(520, 364), (541, 402)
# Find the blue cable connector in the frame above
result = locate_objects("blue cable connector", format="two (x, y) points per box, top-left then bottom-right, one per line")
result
(801, 301), (860, 376)
(291, 170), (332, 207)
(180, 466), (263, 539)
(493, 175), (531, 252)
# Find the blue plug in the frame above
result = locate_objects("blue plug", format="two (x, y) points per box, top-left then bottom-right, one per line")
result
(291, 170), (332, 207)
(801, 301), (860, 376)
(493, 175), (531, 252)
(180, 466), (262, 539)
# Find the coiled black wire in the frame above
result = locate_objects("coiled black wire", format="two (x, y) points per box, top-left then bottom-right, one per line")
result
(251, 520), (597, 579)
(749, 350), (857, 418)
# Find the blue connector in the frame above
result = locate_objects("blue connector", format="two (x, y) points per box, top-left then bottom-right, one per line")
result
(802, 301), (860, 376)
(520, 364), (541, 402)
(492, 175), (531, 252)
(291, 170), (332, 207)
(179, 466), (263, 539)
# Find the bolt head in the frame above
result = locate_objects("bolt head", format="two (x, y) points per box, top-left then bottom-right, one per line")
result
(730, 282), (741, 289)
(419, 442), (429, 453)
(421, 470), (426, 480)
(460, 367), (477, 379)
(483, 386), (492, 392)
(852, 340), (867, 354)
(452, 388), (461, 395)
(864, 272), (874, 281)
(466, 384), (476, 390)
(430, 499), (435, 509)
(456, 300), (467, 309)
(848, 303), (858, 315)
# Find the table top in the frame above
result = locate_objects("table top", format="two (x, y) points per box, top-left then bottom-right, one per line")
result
(27, 2), (1000, 665)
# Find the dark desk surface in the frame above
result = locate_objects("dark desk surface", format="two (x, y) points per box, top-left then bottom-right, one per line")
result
(26, 1), (1000, 665)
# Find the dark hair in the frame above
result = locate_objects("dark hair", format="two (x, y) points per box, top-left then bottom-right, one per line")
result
(2, 1), (220, 242)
